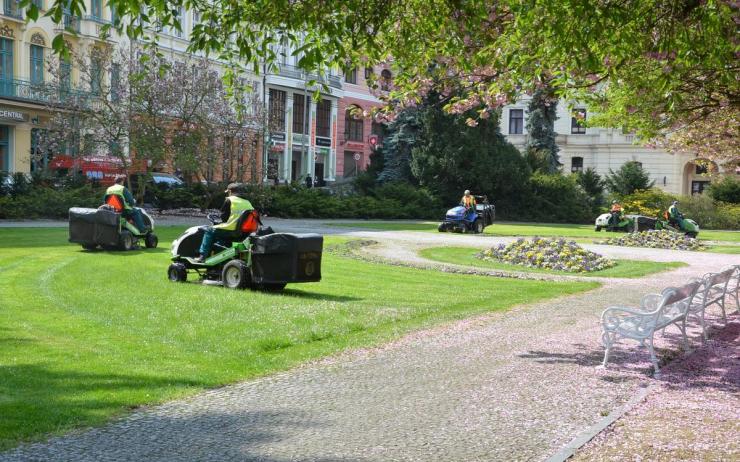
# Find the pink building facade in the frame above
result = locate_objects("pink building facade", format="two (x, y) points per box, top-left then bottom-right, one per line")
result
(336, 65), (389, 179)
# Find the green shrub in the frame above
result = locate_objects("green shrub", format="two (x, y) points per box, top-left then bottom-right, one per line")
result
(520, 173), (592, 223)
(0, 185), (104, 219)
(681, 195), (740, 230)
(707, 176), (740, 204)
(604, 161), (655, 195)
(619, 188), (676, 217)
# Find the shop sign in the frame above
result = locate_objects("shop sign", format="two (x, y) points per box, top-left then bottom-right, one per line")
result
(315, 137), (331, 147)
(270, 132), (286, 142)
(0, 109), (29, 122)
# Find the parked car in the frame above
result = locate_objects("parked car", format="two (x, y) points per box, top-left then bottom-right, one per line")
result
(129, 172), (185, 207)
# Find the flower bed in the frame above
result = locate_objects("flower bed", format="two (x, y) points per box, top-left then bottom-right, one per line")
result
(478, 237), (615, 273)
(599, 229), (705, 251)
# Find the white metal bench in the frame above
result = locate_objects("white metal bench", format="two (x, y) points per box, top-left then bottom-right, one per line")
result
(727, 265), (740, 314)
(690, 268), (735, 340)
(601, 285), (697, 377)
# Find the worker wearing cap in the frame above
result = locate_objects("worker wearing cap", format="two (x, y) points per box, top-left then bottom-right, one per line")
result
(196, 183), (254, 262)
(609, 200), (623, 228)
(460, 190), (476, 214)
(668, 200), (684, 228)
(105, 174), (149, 233)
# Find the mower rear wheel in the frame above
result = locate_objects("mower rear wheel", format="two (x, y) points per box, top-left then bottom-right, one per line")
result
(686, 232), (698, 238)
(474, 220), (484, 234)
(438, 223), (446, 232)
(145, 233), (159, 249)
(167, 263), (188, 282)
(119, 230), (135, 250)
(82, 243), (97, 251)
(222, 260), (250, 289)
(595, 226), (602, 232)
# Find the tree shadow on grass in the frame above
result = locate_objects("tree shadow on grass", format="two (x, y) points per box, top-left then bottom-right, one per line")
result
(0, 364), (361, 461)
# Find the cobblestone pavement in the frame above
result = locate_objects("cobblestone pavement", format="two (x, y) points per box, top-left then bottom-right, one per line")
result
(1, 222), (738, 461)
(572, 319), (740, 462)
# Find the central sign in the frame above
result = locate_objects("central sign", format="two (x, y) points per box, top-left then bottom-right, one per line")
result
(0, 109), (28, 122)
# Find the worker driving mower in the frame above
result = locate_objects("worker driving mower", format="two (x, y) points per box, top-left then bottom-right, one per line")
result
(68, 175), (158, 250)
(168, 183), (323, 291)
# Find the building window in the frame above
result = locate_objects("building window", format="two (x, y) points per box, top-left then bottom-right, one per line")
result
(89, 57), (102, 95)
(110, 62), (120, 101)
(695, 163), (708, 175)
(173, 6), (183, 37)
(316, 99), (331, 138)
(109, 2), (118, 23)
(570, 156), (583, 173)
(345, 106), (363, 142)
(268, 88), (286, 132)
(364, 66), (372, 81)
(344, 67), (357, 84)
(91, 0), (102, 18)
(0, 38), (12, 98)
(571, 109), (587, 134)
(691, 181), (709, 195)
(30, 44), (44, 84)
(380, 69), (392, 91)
(32, 0), (43, 9)
(509, 109), (523, 134)
(0, 125), (9, 172)
(292, 93), (310, 135)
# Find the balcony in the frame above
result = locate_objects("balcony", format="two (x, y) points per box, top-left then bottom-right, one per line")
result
(0, 78), (101, 110)
(274, 63), (342, 89)
(2, 0), (23, 20)
(54, 14), (81, 33)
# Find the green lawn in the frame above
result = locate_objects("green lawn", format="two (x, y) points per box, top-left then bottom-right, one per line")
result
(419, 246), (688, 278)
(705, 245), (740, 254)
(326, 221), (740, 243)
(0, 227), (598, 450)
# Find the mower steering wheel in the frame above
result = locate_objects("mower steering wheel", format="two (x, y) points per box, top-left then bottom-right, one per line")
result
(207, 213), (222, 225)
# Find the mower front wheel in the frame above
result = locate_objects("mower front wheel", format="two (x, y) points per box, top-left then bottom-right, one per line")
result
(145, 233), (159, 249)
(167, 263), (188, 282)
(82, 243), (97, 251)
(222, 260), (250, 290)
(437, 223), (446, 232)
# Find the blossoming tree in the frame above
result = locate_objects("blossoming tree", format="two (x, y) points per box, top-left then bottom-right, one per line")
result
(27, 0), (738, 165)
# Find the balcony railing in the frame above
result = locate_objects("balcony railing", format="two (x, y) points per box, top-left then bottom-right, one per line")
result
(275, 63), (342, 89)
(54, 13), (81, 33)
(0, 78), (102, 110)
(2, 0), (23, 19)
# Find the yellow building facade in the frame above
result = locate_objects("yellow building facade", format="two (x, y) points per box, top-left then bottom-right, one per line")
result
(0, 0), (118, 174)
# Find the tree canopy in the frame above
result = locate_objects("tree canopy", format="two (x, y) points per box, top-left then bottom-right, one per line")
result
(27, 0), (739, 163)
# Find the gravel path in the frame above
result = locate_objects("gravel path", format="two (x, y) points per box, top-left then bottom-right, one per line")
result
(2, 224), (738, 462)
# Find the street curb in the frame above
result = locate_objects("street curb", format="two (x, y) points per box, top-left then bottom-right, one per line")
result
(544, 383), (656, 462)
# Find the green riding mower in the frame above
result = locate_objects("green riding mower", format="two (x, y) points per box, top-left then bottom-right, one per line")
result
(167, 212), (322, 291)
(68, 206), (158, 250)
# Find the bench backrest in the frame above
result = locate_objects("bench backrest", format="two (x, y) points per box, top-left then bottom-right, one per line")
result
(663, 281), (701, 305)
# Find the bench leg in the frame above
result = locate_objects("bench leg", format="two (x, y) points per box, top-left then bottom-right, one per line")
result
(646, 336), (660, 378)
(699, 310), (709, 342)
(719, 297), (728, 326)
(678, 318), (690, 351)
(601, 331), (614, 367)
